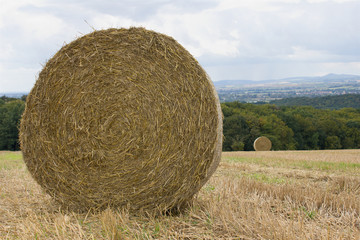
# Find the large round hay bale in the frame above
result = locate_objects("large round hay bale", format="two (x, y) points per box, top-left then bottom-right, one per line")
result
(253, 136), (272, 151)
(20, 27), (222, 212)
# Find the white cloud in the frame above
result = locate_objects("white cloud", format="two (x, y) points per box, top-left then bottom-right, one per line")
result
(0, 41), (14, 60)
(13, 13), (66, 40)
(0, 2), (68, 40)
(153, 9), (241, 57)
(0, 0), (44, 28)
(284, 46), (337, 62)
(307, 0), (357, 2)
(216, 0), (301, 11)
(91, 14), (138, 30)
(88, 5), (242, 58)
(0, 0), (359, 92)
(0, 64), (40, 92)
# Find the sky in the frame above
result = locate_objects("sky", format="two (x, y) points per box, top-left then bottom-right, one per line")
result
(0, 0), (360, 93)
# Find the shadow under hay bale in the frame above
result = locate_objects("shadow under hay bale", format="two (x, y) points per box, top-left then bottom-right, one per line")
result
(253, 136), (272, 151)
(20, 27), (223, 213)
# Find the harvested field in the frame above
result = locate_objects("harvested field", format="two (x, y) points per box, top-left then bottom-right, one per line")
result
(1, 150), (359, 239)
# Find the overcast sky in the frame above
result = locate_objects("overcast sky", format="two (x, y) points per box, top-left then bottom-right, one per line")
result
(1, 0), (360, 92)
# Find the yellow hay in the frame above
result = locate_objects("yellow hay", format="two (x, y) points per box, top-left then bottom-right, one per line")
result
(20, 27), (223, 212)
(253, 136), (272, 151)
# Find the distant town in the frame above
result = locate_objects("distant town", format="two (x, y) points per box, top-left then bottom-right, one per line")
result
(2, 73), (360, 103)
(214, 73), (360, 102)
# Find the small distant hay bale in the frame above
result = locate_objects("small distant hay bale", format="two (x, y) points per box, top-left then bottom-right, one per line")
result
(253, 136), (272, 151)
(19, 27), (223, 212)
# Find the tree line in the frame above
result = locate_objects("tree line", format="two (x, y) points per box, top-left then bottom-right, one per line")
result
(269, 94), (360, 109)
(0, 96), (25, 150)
(1, 96), (360, 151)
(222, 101), (360, 151)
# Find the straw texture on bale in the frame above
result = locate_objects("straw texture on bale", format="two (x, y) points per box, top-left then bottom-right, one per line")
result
(20, 27), (223, 212)
(253, 136), (272, 151)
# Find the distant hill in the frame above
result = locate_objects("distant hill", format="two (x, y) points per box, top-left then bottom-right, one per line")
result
(213, 79), (270, 88)
(215, 73), (360, 103)
(269, 94), (360, 109)
(0, 92), (28, 98)
(214, 73), (360, 89)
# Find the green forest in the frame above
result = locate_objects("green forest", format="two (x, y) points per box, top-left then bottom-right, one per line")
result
(1, 95), (360, 151)
(222, 101), (360, 151)
(0, 96), (25, 150)
(270, 94), (360, 109)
